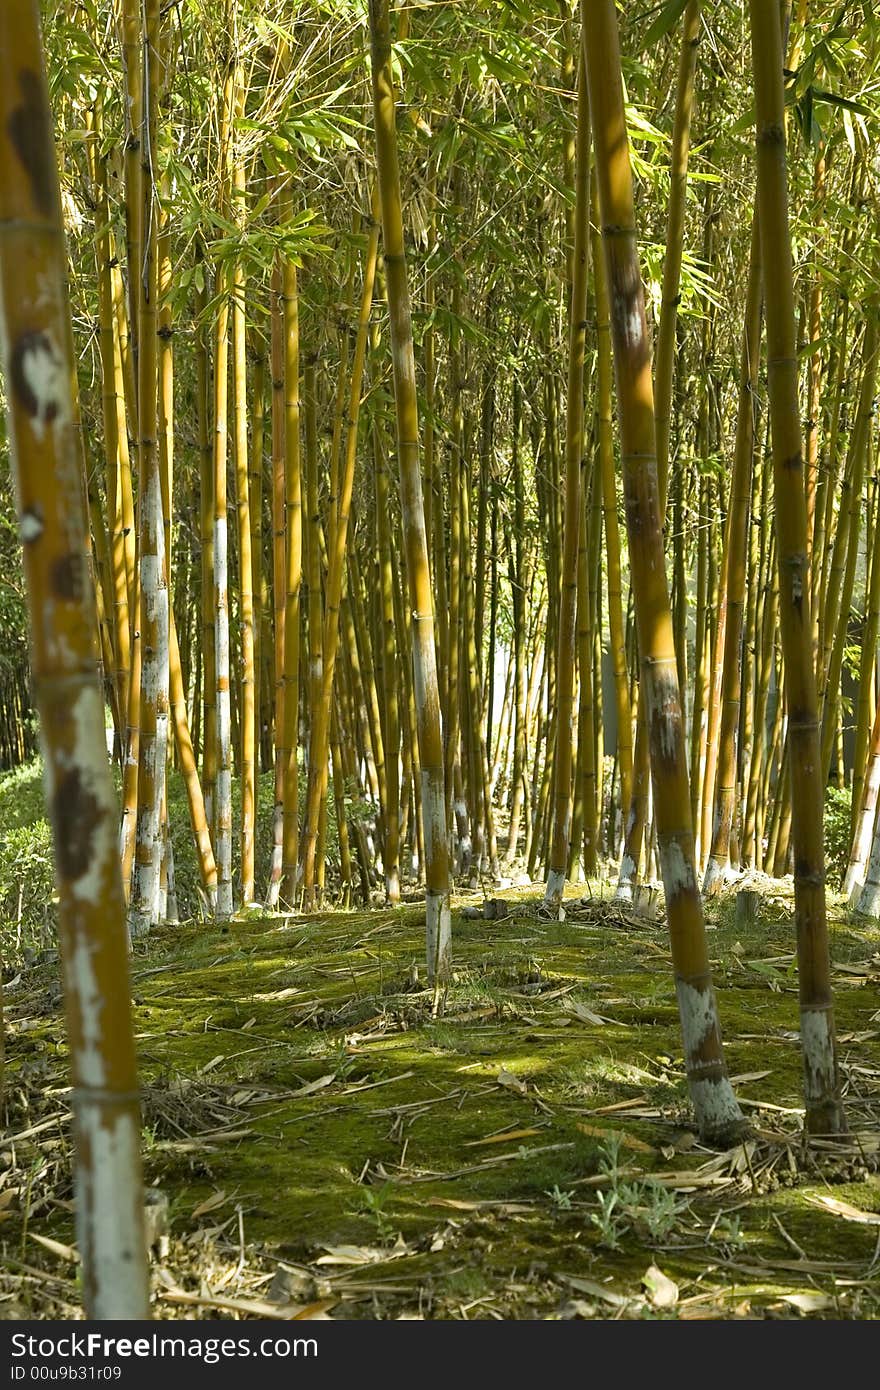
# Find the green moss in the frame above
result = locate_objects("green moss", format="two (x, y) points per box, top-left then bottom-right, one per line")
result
(8, 878), (880, 1318)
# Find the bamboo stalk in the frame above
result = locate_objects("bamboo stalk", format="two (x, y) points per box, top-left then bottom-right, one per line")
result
(585, 0), (743, 1143)
(369, 0), (451, 980)
(266, 257), (286, 907)
(232, 75), (256, 905)
(279, 183), (303, 909)
(749, 0), (845, 1134)
(210, 47), (236, 921)
(545, 26), (590, 910)
(300, 205), (380, 901)
(0, 1), (148, 1316)
(703, 215), (762, 892)
(128, 0), (168, 939)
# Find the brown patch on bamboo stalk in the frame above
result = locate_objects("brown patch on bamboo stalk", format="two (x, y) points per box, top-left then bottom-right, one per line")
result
(50, 553), (84, 602)
(7, 69), (53, 215)
(51, 770), (102, 881)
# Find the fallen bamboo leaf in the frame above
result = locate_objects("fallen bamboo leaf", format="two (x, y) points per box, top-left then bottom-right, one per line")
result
(287, 1074), (337, 1099)
(496, 1068), (528, 1095)
(316, 1239), (411, 1266)
(579, 1096), (650, 1115)
(338, 1071), (415, 1096)
(642, 1264), (678, 1308)
(783, 1292), (834, 1314)
(738, 1098), (804, 1115)
(291, 1300), (338, 1320)
(805, 1194), (880, 1225)
(234, 1089), (266, 1105)
(648, 1172), (733, 1190)
(154, 1128), (254, 1151)
(160, 1289), (335, 1318)
(464, 1127), (542, 1148)
(559, 1274), (632, 1307)
(399, 1141), (575, 1184)
(30, 1234), (79, 1263)
(192, 1189), (227, 1219)
(564, 999), (621, 1027)
(0, 1114), (70, 1148)
(199, 1055), (225, 1075)
(575, 1122), (653, 1154)
(425, 1197), (535, 1214)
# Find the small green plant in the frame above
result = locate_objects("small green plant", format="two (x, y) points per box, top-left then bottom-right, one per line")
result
(354, 1181), (396, 1240)
(329, 1041), (359, 1080)
(590, 1138), (688, 1249)
(141, 1122), (160, 1152)
(634, 1181), (682, 1240)
(545, 1184), (575, 1211)
(591, 1187), (626, 1249)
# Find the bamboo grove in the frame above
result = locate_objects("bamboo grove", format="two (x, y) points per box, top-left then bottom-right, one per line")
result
(5, 0), (880, 1298)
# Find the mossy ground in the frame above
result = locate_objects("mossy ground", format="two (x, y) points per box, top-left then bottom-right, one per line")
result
(3, 878), (880, 1319)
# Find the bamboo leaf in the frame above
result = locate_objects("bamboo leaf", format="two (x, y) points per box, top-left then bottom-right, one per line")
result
(643, 1264), (679, 1308)
(783, 1292), (834, 1313)
(191, 1189), (227, 1219)
(643, 0), (689, 49)
(30, 1234), (79, 1263)
(496, 1067), (528, 1095)
(805, 1194), (880, 1225)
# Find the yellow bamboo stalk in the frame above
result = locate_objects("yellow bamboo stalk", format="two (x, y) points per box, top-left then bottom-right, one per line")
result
(820, 315), (879, 780)
(119, 566), (140, 899)
(591, 174), (632, 843)
(118, 0), (141, 368)
(749, 0), (845, 1134)
(375, 353), (401, 903)
(369, 0), (451, 980)
(703, 215), (762, 892)
(280, 183), (303, 908)
(585, 0), (743, 1143)
(232, 75), (255, 904)
(444, 270), (464, 856)
(91, 97), (131, 731)
(212, 54), (236, 921)
(852, 412), (880, 842)
(300, 351), (325, 907)
(194, 247), (216, 840)
(654, 0), (702, 498)
(128, 0), (168, 939)
(545, 25), (590, 910)
(0, 0), (148, 1315)
(266, 256), (286, 907)
(249, 331), (265, 772)
(846, 699), (880, 900)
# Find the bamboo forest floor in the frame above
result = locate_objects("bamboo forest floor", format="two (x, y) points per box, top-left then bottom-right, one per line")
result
(3, 881), (880, 1321)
